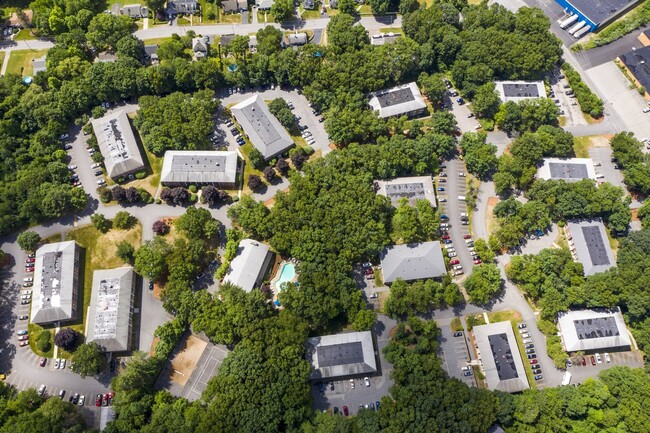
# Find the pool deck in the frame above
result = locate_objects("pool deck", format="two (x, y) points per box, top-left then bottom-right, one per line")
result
(269, 259), (299, 304)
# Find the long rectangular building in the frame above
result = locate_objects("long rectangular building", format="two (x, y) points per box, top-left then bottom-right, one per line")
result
(31, 241), (80, 325)
(223, 239), (273, 293)
(537, 158), (597, 182)
(92, 110), (145, 180)
(554, 0), (640, 30)
(375, 176), (436, 207)
(368, 82), (427, 119)
(566, 219), (615, 276)
(231, 94), (294, 160)
(161, 151), (239, 188)
(494, 81), (546, 103)
(306, 331), (377, 381)
(557, 309), (631, 353)
(86, 267), (136, 353)
(380, 241), (446, 284)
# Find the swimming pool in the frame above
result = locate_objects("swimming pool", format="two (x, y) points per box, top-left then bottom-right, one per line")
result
(275, 263), (296, 291)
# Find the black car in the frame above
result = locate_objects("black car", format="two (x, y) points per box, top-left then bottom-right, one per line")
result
(149, 280), (154, 290)
(94, 170), (103, 176)
(453, 331), (463, 337)
(64, 144), (72, 150)
(333, 407), (339, 415)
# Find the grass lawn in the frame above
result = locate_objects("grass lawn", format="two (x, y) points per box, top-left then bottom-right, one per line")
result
(65, 222), (142, 336)
(573, 135), (594, 158)
(13, 29), (38, 41)
(27, 323), (55, 359)
(5, 49), (48, 76)
(379, 27), (402, 33)
(465, 313), (486, 330)
(220, 12), (243, 24)
(373, 269), (384, 287)
(554, 227), (569, 250)
(141, 36), (172, 46)
(450, 317), (463, 332)
(558, 116), (568, 127)
(0, 52), (5, 70)
(487, 310), (522, 323)
(300, 4), (323, 19)
(358, 5), (372, 14)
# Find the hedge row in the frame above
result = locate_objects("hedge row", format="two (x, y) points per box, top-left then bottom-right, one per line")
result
(562, 63), (604, 118)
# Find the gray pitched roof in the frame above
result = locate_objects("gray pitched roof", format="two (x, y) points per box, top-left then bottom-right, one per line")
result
(287, 33), (308, 45)
(370, 33), (401, 46)
(31, 241), (80, 324)
(368, 82), (427, 118)
(91, 110), (145, 179)
(380, 241), (446, 283)
(557, 308), (631, 352)
(86, 267), (135, 352)
(222, 0), (247, 12)
(473, 321), (530, 393)
(32, 57), (46, 75)
(375, 176), (436, 207)
(306, 331), (377, 380)
(231, 94), (294, 160)
(120, 4), (148, 18)
(257, 0), (274, 9)
(223, 239), (271, 292)
(566, 218), (615, 276)
(161, 150), (238, 185)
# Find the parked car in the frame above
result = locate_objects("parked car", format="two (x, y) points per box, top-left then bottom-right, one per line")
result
(518, 323), (527, 329)
(437, 187), (445, 191)
(458, 172), (466, 177)
(91, 163), (101, 169)
(60, 359), (66, 369)
(38, 385), (46, 396)
(97, 179), (106, 185)
(343, 405), (349, 416)
(448, 252), (457, 258)
(453, 331), (463, 337)
(463, 371), (472, 376)
(443, 239), (453, 244)
(59, 390), (66, 400)
(78, 395), (85, 406)
(453, 269), (464, 276)
(19, 315), (28, 320)
(95, 394), (102, 407)
(590, 356), (596, 365)
(24, 268), (34, 273)
(534, 375), (543, 381)
(364, 377), (370, 387)
(349, 379), (355, 389)
(581, 357), (586, 366)
(527, 354), (537, 359)
(19, 341), (28, 347)
(473, 259), (482, 265)
(449, 259), (460, 265)
(526, 349), (535, 354)
(94, 170), (103, 176)
(529, 359), (538, 365)
(605, 353), (611, 363)
(442, 234), (451, 240)
(523, 338), (533, 344)
(595, 353), (602, 364)
(39, 357), (47, 367)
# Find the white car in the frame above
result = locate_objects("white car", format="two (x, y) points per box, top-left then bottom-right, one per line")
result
(364, 377), (370, 387)
(21, 290), (32, 295)
(521, 333), (530, 338)
(60, 359), (66, 369)
(605, 353), (611, 363)
(68, 165), (77, 170)
(23, 277), (33, 282)
(453, 265), (463, 270)
(595, 353), (602, 364)
(97, 179), (106, 185)
(38, 385), (46, 396)
(349, 379), (355, 389)
(91, 163), (101, 169)
(54, 359), (60, 369)
(458, 196), (466, 201)
(439, 198), (447, 202)
(523, 338), (533, 344)
(643, 107), (650, 113)
(458, 172), (466, 177)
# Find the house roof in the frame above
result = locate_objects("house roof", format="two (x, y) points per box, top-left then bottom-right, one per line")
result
(120, 4), (148, 17)
(557, 308), (631, 352)
(368, 82), (427, 118)
(32, 57), (46, 75)
(370, 33), (402, 46)
(31, 241), (79, 324)
(231, 94), (294, 160)
(494, 81), (546, 102)
(537, 158), (596, 182)
(306, 331), (377, 380)
(222, 0), (247, 12)
(375, 176), (436, 207)
(287, 33), (308, 45)
(620, 46), (650, 94)
(257, 0), (274, 9)
(473, 321), (530, 393)
(380, 241), (446, 283)
(91, 110), (145, 179)
(566, 219), (615, 276)
(223, 239), (271, 292)
(86, 267), (135, 352)
(192, 37), (208, 53)
(161, 150), (238, 185)
(167, 0), (198, 14)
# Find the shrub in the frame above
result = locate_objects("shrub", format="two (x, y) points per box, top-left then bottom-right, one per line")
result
(263, 166), (278, 182)
(249, 147), (265, 170)
(276, 158), (290, 175)
(248, 174), (264, 190)
(116, 240), (135, 263)
(54, 327), (79, 351)
(98, 186), (112, 203)
(113, 211), (133, 230)
(160, 187), (190, 205)
(36, 331), (51, 353)
(135, 170), (147, 179)
(91, 213), (111, 233)
(188, 185), (197, 193)
(303, 145), (314, 156)
(152, 220), (170, 235)
(562, 63), (604, 118)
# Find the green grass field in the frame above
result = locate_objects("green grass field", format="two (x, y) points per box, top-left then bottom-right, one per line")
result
(5, 49), (48, 76)
(13, 29), (37, 41)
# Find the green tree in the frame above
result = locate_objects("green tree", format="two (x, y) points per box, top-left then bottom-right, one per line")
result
(419, 72), (447, 108)
(17, 231), (41, 252)
(249, 147), (265, 170)
(270, 0), (294, 22)
(352, 309), (377, 331)
(473, 238), (495, 263)
(338, 0), (357, 14)
(473, 83), (501, 119)
(112, 211), (133, 230)
(116, 240), (135, 263)
(256, 26), (283, 56)
(86, 13), (135, 51)
(145, 0), (166, 15)
(72, 342), (107, 378)
(391, 198), (421, 243)
(91, 213), (112, 233)
(495, 101), (522, 132)
(134, 237), (172, 280)
(227, 195), (272, 240)
(465, 264), (502, 304)
(326, 14), (369, 55)
(175, 207), (221, 240)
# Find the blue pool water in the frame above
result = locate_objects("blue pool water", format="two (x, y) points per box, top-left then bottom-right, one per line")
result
(275, 263), (296, 290)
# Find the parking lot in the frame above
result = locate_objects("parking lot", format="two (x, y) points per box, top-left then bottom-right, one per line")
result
(566, 350), (643, 384)
(311, 315), (395, 416)
(438, 325), (476, 387)
(549, 72), (586, 127)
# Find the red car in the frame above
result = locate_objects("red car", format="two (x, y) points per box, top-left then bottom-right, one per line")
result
(108, 391), (114, 405)
(95, 394), (102, 407)
(590, 356), (596, 365)
(25, 258), (34, 263)
(102, 393), (109, 406)
(39, 357), (47, 367)
(530, 359), (538, 365)
(463, 234), (472, 239)
(24, 268), (34, 272)
(473, 259), (482, 265)
(441, 235), (451, 240)
(449, 259), (460, 265)
(343, 405), (349, 416)
(581, 357), (586, 366)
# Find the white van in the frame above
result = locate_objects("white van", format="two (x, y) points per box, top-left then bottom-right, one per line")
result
(458, 196), (466, 201)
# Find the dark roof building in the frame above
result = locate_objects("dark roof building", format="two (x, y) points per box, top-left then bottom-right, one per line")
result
(306, 331), (377, 381)
(375, 176), (436, 207)
(368, 82), (427, 119)
(192, 37), (209, 58)
(495, 81), (546, 103)
(473, 321), (529, 393)
(619, 46), (650, 94)
(120, 4), (148, 18)
(554, 0), (640, 29)
(92, 110), (145, 180)
(161, 150), (239, 187)
(222, 0), (247, 13)
(223, 239), (273, 293)
(566, 219), (615, 276)
(557, 308), (631, 352)
(231, 94), (294, 160)
(30, 241), (81, 325)
(86, 267), (135, 353)
(167, 0), (198, 15)
(380, 241), (446, 284)
(537, 158), (596, 182)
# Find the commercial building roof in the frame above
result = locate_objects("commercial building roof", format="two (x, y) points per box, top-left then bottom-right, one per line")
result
(370, 33), (402, 46)
(380, 241), (446, 284)
(375, 176), (436, 207)
(566, 219), (615, 276)
(91, 110), (145, 179)
(161, 151), (238, 186)
(86, 267), (135, 352)
(306, 331), (377, 380)
(368, 82), (427, 119)
(494, 81), (546, 102)
(473, 321), (529, 393)
(557, 0), (640, 27)
(557, 308), (631, 352)
(537, 158), (596, 182)
(31, 241), (80, 324)
(223, 239), (272, 293)
(231, 94), (294, 160)
(619, 46), (650, 94)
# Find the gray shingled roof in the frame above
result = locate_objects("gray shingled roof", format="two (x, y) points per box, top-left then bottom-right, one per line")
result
(223, 239), (271, 292)
(368, 82), (427, 118)
(91, 110), (145, 179)
(31, 241), (80, 324)
(557, 308), (631, 352)
(306, 331), (377, 380)
(473, 321), (529, 393)
(566, 219), (615, 276)
(380, 241), (446, 283)
(86, 267), (135, 353)
(231, 94), (294, 160)
(161, 150), (238, 186)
